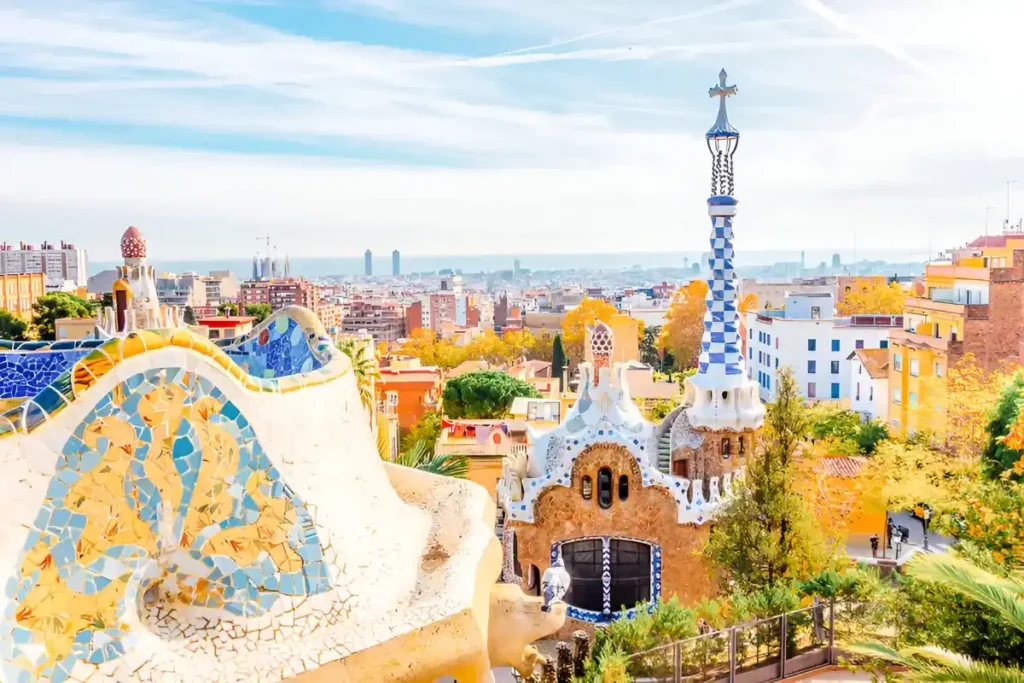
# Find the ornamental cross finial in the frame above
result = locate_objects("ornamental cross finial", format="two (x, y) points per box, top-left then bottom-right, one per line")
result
(707, 68), (738, 137)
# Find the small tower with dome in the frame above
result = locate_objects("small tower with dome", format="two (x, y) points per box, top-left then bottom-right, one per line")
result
(97, 226), (183, 336)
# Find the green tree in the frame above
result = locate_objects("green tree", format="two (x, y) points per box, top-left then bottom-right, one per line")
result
(0, 309), (29, 341)
(182, 306), (197, 325)
(983, 373), (1024, 479)
(856, 420), (889, 455)
(401, 412), (442, 453)
(442, 370), (541, 419)
(704, 368), (827, 590)
(641, 325), (661, 368)
(31, 293), (95, 341)
(244, 303), (272, 324)
(218, 302), (239, 316)
(851, 553), (1024, 680)
(551, 333), (567, 392)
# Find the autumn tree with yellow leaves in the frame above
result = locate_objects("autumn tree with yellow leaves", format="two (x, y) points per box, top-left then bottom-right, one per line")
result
(560, 297), (618, 368)
(835, 278), (906, 315)
(657, 280), (709, 371)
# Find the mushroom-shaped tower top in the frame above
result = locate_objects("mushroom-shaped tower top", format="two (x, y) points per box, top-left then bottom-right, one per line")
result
(120, 226), (146, 259)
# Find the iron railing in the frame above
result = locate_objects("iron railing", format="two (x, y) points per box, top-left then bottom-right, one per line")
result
(624, 601), (837, 683)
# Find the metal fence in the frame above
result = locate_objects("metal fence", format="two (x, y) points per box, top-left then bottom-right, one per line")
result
(625, 601), (836, 683)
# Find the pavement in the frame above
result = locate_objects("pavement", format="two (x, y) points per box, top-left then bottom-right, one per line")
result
(846, 510), (954, 566)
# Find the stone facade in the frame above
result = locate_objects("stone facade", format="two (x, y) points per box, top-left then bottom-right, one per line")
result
(510, 444), (715, 615)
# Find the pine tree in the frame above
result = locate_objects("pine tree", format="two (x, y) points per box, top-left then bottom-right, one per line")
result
(703, 368), (826, 589)
(552, 333), (567, 392)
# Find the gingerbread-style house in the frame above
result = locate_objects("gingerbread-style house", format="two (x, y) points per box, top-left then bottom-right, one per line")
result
(497, 69), (765, 625)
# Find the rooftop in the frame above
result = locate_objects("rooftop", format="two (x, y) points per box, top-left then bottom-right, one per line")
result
(849, 348), (889, 379)
(198, 316), (256, 327)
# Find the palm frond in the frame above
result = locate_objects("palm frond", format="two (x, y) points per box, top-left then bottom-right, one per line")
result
(393, 440), (469, 479)
(849, 642), (1024, 683)
(908, 554), (1024, 633)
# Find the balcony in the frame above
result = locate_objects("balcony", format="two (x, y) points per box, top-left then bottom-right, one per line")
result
(435, 440), (528, 458)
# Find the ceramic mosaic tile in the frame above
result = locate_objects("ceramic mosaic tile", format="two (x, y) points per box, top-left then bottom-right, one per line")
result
(222, 317), (323, 379)
(0, 351), (90, 399)
(1, 368), (329, 682)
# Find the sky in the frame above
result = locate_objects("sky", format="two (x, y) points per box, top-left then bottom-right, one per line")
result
(0, 0), (1022, 261)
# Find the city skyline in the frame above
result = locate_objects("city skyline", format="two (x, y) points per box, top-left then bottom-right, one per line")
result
(1, 2), (1021, 260)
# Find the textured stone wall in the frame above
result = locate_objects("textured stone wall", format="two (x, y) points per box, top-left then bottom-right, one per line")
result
(510, 443), (715, 622)
(963, 280), (1024, 370)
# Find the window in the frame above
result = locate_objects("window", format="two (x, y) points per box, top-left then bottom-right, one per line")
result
(858, 364), (863, 375)
(811, 306), (821, 319)
(618, 475), (629, 501)
(749, 348), (753, 359)
(893, 387), (902, 404)
(775, 357), (779, 368)
(909, 359), (919, 377)
(855, 382), (861, 401)
(909, 392), (919, 408)
(894, 353), (902, 371)
(767, 334), (771, 346)
(807, 382), (816, 398)
(560, 540), (603, 611)
(766, 354), (771, 367)
(880, 339), (889, 349)
(935, 362), (943, 377)
(738, 436), (745, 456)
(808, 339), (817, 351)
(749, 328), (753, 339)
(597, 468), (613, 509)
(561, 539), (652, 617)
(831, 339), (840, 352)
(721, 438), (731, 459)
(831, 383), (840, 399)
(869, 386), (874, 401)
(808, 360), (817, 374)
(855, 339), (864, 349)
(830, 361), (840, 374)
(581, 475), (593, 500)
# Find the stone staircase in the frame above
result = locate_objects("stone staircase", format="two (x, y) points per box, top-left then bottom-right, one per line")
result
(657, 431), (672, 474)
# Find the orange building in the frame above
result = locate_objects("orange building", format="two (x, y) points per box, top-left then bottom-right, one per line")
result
(0, 272), (46, 320)
(376, 361), (442, 431)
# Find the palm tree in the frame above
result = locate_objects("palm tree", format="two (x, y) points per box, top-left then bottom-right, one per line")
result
(376, 432), (468, 479)
(850, 554), (1024, 681)
(338, 339), (380, 416)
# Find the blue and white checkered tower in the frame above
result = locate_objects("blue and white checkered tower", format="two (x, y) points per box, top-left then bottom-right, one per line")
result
(684, 70), (764, 431)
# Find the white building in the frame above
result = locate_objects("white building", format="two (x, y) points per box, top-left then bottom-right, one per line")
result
(0, 240), (89, 290)
(745, 293), (901, 403)
(847, 349), (890, 423)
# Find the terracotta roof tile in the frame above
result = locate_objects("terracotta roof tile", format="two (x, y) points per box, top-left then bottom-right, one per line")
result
(853, 348), (889, 379)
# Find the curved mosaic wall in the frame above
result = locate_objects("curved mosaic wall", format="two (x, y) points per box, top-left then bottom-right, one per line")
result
(1, 367), (331, 683)
(219, 315), (324, 379)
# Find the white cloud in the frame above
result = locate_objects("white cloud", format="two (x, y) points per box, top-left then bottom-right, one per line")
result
(0, 0), (1023, 261)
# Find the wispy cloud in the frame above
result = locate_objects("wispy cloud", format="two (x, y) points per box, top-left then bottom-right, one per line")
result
(0, 0), (1022, 260)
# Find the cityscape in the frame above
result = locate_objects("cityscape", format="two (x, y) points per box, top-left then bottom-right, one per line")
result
(1, 2), (1023, 683)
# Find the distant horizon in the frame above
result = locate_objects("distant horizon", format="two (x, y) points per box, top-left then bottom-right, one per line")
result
(89, 248), (927, 279)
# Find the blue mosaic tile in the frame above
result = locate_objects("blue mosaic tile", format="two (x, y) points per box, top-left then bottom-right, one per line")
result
(222, 317), (323, 379)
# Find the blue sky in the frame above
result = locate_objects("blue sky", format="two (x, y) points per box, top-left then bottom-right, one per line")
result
(0, 0), (1021, 260)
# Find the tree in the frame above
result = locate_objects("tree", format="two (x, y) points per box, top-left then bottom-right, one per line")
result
(942, 354), (1018, 461)
(850, 553), (1024, 680)
(984, 373), (1024, 480)
(218, 302), (239, 316)
(338, 339), (380, 418)
(835, 278), (906, 315)
(31, 292), (95, 341)
(501, 329), (536, 362)
(561, 298), (618, 368)
(738, 293), (758, 314)
(442, 370), (541, 419)
(551, 333), (567, 391)
(182, 306), (197, 325)
(657, 280), (709, 371)
(393, 440), (469, 479)
(703, 368), (827, 589)
(640, 324), (661, 368)
(244, 303), (272, 324)
(397, 328), (467, 373)
(401, 412), (442, 453)
(527, 332), (554, 362)
(463, 330), (511, 365)
(0, 309), (29, 341)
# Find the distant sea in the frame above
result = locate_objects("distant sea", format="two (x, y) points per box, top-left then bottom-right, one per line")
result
(90, 250), (924, 278)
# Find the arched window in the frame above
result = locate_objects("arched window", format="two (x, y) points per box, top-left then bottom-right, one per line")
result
(597, 468), (613, 509)
(738, 436), (745, 456)
(721, 437), (731, 459)
(526, 565), (541, 596)
(618, 475), (629, 501)
(581, 475), (593, 500)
